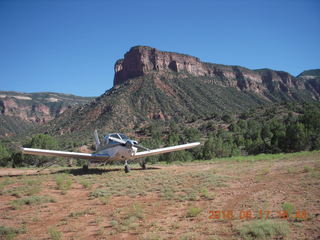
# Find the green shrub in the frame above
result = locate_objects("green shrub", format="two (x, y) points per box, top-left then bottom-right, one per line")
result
(88, 188), (110, 199)
(0, 225), (25, 240)
(186, 206), (202, 218)
(11, 195), (55, 209)
(48, 227), (61, 240)
(237, 220), (290, 240)
(282, 202), (295, 217)
(55, 175), (72, 191)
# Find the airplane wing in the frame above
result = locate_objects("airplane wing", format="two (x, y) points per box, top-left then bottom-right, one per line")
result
(132, 142), (201, 159)
(21, 148), (110, 161)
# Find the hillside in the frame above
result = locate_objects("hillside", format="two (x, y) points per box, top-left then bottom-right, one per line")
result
(0, 91), (94, 136)
(297, 69), (320, 97)
(44, 46), (319, 138)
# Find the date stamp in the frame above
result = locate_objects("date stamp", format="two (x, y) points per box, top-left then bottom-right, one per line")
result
(209, 209), (308, 220)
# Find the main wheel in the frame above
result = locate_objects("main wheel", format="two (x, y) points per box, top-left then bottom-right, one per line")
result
(140, 161), (146, 170)
(124, 165), (130, 173)
(82, 164), (89, 172)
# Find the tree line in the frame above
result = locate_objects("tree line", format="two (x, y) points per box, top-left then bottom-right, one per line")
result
(0, 103), (319, 167)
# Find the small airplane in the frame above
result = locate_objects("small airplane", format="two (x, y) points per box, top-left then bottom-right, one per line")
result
(22, 130), (200, 172)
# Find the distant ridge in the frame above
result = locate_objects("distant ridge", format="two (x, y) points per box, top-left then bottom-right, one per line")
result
(42, 46), (319, 138)
(0, 91), (94, 136)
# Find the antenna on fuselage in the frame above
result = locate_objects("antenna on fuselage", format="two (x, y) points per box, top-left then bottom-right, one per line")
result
(94, 130), (101, 150)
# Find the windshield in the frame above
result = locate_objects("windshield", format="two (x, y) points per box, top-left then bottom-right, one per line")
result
(110, 134), (120, 139)
(119, 134), (129, 140)
(105, 133), (129, 145)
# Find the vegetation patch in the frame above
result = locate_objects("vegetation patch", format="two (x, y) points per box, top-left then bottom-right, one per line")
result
(109, 204), (145, 233)
(0, 225), (25, 240)
(88, 188), (111, 199)
(68, 208), (95, 218)
(55, 174), (73, 191)
(10, 195), (55, 209)
(186, 206), (202, 218)
(282, 202), (296, 217)
(0, 178), (13, 194)
(4, 184), (41, 197)
(48, 227), (62, 240)
(237, 220), (290, 240)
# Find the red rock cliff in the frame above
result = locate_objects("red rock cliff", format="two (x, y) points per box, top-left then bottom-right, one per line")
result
(113, 46), (306, 96)
(114, 46), (210, 86)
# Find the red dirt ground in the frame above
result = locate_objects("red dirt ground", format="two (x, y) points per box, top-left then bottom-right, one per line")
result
(0, 152), (319, 240)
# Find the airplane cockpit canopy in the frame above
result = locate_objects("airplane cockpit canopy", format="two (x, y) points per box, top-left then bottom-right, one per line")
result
(104, 133), (129, 145)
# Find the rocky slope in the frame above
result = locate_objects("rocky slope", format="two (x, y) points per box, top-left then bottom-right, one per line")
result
(44, 46), (319, 138)
(298, 69), (320, 96)
(0, 92), (93, 136)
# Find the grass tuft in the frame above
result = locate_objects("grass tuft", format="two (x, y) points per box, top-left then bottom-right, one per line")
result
(0, 225), (25, 240)
(282, 202), (296, 217)
(88, 188), (110, 199)
(186, 206), (202, 218)
(55, 174), (73, 191)
(10, 195), (55, 209)
(48, 227), (62, 240)
(237, 220), (290, 240)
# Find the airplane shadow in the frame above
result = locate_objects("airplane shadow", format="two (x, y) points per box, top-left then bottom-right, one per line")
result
(0, 167), (161, 177)
(54, 166), (161, 176)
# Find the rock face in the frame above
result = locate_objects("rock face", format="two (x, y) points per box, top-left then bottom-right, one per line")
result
(114, 46), (207, 86)
(114, 46), (314, 99)
(0, 92), (93, 123)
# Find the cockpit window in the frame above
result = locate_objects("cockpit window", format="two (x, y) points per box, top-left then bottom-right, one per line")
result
(119, 134), (129, 140)
(110, 134), (120, 139)
(105, 133), (129, 145)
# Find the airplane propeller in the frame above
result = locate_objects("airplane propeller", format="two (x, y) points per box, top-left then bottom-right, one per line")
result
(109, 136), (150, 151)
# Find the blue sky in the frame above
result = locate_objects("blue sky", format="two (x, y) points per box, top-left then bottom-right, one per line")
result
(0, 0), (319, 97)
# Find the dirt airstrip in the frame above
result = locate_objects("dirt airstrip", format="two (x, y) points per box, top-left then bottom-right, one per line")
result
(0, 152), (319, 240)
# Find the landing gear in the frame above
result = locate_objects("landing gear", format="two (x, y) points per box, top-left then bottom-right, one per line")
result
(139, 160), (146, 170)
(124, 160), (130, 173)
(82, 162), (89, 172)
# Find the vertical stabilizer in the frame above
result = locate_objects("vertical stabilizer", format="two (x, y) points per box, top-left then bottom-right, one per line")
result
(94, 130), (101, 150)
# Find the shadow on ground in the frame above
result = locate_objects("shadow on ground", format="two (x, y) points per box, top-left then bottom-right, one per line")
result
(55, 167), (161, 175)
(0, 166), (161, 177)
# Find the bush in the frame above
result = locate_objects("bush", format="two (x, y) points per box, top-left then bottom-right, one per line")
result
(48, 227), (62, 240)
(0, 144), (11, 167)
(23, 134), (59, 166)
(237, 220), (290, 240)
(55, 175), (72, 191)
(186, 206), (202, 218)
(11, 195), (55, 209)
(0, 225), (25, 239)
(159, 150), (194, 163)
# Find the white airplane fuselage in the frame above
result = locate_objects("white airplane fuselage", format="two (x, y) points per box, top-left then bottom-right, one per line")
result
(97, 145), (138, 161)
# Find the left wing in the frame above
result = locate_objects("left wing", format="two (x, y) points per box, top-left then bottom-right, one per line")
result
(22, 148), (110, 161)
(132, 142), (200, 159)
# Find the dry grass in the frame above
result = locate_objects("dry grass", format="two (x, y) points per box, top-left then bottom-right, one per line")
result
(0, 151), (319, 239)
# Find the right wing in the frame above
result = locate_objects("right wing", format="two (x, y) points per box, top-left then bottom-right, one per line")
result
(22, 147), (110, 161)
(132, 142), (200, 159)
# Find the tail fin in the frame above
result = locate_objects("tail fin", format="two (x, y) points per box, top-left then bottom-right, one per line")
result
(94, 130), (101, 150)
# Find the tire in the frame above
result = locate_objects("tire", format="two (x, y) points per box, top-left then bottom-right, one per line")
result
(82, 164), (89, 172)
(140, 162), (146, 170)
(125, 165), (130, 173)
